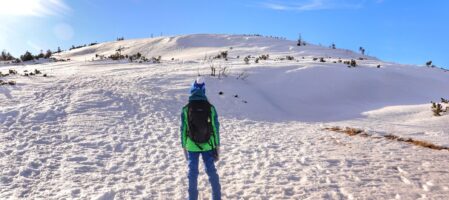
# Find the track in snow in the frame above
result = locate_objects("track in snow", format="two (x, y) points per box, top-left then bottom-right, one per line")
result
(1, 59), (449, 199)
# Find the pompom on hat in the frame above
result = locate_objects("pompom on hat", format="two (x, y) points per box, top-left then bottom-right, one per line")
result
(190, 76), (205, 94)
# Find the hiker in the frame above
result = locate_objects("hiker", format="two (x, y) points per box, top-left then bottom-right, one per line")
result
(180, 77), (221, 200)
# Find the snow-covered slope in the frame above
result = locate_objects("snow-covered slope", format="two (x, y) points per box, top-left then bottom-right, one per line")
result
(1, 34), (449, 199)
(57, 34), (375, 61)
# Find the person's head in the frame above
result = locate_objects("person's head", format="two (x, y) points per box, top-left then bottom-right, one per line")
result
(190, 76), (206, 95)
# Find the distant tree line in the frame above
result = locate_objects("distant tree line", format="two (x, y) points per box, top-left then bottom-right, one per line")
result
(1, 49), (55, 63)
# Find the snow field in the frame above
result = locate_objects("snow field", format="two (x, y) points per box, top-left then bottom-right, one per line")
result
(1, 34), (449, 199)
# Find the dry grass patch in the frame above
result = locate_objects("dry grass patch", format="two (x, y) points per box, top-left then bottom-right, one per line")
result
(324, 126), (365, 136)
(325, 127), (449, 152)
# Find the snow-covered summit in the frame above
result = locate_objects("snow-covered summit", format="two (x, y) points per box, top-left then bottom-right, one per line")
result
(57, 34), (374, 61)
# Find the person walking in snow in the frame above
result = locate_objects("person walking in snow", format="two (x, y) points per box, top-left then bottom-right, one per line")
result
(180, 77), (221, 200)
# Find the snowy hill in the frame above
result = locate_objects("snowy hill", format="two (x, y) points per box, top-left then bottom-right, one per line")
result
(1, 34), (449, 199)
(57, 34), (375, 61)
(55, 34), (448, 122)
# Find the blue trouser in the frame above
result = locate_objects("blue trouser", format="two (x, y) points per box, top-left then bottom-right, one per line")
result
(188, 150), (221, 200)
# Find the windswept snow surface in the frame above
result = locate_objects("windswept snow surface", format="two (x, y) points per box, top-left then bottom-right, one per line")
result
(1, 34), (449, 199)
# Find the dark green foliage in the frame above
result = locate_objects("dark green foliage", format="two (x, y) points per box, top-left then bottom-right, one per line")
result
(34, 69), (42, 74)
(152, 56), (162, 63)
(1, 50), (15, 61)
(44, 50), (52, 59)
(128, 52), (142, 62)
(313, 57), (318, 61)
(220, 51), (228, 59)
(442, 98), (449, 104)
(344, 59), (357, 68)
(319, 57), (325, 62)
(244, 56), (250, 64)
(258, 54), (269, 60)
(109, 52), (124, 60)
(286, 56), (294, 60)
(69, 44), (87, 50)
(0, 80), (15, 86)
(116, 37), (124, 41)
(43, 74), (48, 77)
(57, 47), (62, 53)
(9, 69), (17, 75)
(255, 58), (259, 63)
(214, 51), (228, 59)
(36, 50), (45, 59)
(431, 101), (444, 116)
(350, 59), (357, 67)
(377, 65), (381, 68)
(426, 61), (432, 67)
(297, 34), (304, 46)
(331, 43), (336, 49)
(359, 47), (365, 55)
(20, 51), (34, 62)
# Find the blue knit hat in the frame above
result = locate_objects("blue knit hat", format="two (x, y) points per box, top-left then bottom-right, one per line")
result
(190, 76), (205, 94)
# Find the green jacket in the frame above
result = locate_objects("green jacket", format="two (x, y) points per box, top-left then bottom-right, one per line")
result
(180, 102), (220, 152)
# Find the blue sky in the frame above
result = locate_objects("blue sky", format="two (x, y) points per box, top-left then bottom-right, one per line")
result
(1, 0), (448, 68)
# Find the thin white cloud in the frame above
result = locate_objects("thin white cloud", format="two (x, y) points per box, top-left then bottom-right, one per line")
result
(261, 0), (366, 11)
(0, 0), (70, 17)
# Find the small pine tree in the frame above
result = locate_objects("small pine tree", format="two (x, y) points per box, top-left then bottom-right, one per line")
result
(244, 56), (250, 64)
(1, 50), (15, 61)
(220, 51), (228, 59)
(431, 102), (443, 116)
(350, 59), (357, 67)
(9, 69), (17, 75)
(44, 50), (52, 58)
(359, 47), (365, 55)
(297, 34), (302, 46)
(20, 51), (34, 62)
(37, 50), (45, 59)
